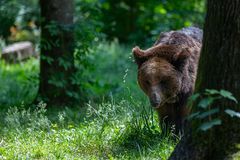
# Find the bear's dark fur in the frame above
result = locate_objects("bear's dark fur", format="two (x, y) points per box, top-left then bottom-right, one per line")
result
(132, 27), (202, 132)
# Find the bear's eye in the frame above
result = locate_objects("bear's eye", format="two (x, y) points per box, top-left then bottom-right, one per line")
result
(145, 80), (150, 86)
(160, 81), (168, 90)
(160, 80), (166, 85)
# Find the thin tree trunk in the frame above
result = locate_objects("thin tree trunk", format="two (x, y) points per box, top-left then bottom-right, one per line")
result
(169, 0), (240, 159)
(38, 0), (75, 105)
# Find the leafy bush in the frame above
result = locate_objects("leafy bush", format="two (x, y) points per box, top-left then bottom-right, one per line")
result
(8, 29), (38, 43)
(188, 89), (239, 131)
(4, 102), (50, 131)
(100, 0), (205, 45)
(0, 58), (38, 106)
(77, 41), (141, 101)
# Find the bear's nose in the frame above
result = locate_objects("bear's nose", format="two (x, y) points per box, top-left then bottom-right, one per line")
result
(150, 93), (161, 107)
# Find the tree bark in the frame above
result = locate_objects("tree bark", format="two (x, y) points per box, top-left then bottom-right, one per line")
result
(38, 0), (75, 105)
(169, 0), (240, 159)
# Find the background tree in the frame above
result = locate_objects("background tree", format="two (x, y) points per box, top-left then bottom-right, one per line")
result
(169, 0), (240, 159)
(0, 0), (18, 39)
(39, 0), (76, 105)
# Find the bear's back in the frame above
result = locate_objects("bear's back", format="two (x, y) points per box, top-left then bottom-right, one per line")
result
(155, 27), (203, 47)
(178, 27), (203, 43)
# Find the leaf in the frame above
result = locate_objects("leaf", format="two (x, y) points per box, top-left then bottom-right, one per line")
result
(188, 93), (200, 103)
(58, 58), (72, 70)
(205, 89), (220, 95)
(154, 5), (167, 14)
(196, 108), (219, 119)
(198, 97), (214, 108)
(220, 90), (238, 103)
(199, 119), (222, 131)
(225, 109), (240, 118)
(187, 111), (200, 120)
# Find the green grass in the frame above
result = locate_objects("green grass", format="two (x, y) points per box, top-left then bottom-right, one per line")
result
(0, 42), (177, 159)
(0, 58), (39, 106)
(0, 100), (176, 159)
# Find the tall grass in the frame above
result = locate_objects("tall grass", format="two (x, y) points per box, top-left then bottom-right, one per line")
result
(0, 100), (176, 159)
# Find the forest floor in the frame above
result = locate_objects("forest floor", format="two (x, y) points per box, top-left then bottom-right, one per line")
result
(0, 42), (177, 159)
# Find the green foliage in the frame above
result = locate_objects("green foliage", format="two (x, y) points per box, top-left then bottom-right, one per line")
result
(0, 0), (205, 45)
(224, 109), (240, 119)
(0, 0), (39, 40)
(76, 41), (142, 101)
(100, 0), (205, 45)
(199, 119), (221, 131)
(73, 0), (104, 101)
(0, 59), (38, 106)
(188, 89), (239, 131)
(8, 30), (37, 43)
(0, 0), (18, 39)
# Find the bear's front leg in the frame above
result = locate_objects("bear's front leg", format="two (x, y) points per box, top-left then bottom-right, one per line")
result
(174, 104), (190, 135)
(156, 105), (176, 135)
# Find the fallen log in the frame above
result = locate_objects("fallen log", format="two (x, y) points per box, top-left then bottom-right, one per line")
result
(1, 41), (35, 63)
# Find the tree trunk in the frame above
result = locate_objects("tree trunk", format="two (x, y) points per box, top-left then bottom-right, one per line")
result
(169, 0), (240, 159)
(38, 0), (76, 105)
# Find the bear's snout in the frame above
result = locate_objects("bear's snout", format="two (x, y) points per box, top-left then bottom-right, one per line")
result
(150, 92), (161, 108)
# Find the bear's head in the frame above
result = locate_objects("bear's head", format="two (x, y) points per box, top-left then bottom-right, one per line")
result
(132, 44), (191, 108)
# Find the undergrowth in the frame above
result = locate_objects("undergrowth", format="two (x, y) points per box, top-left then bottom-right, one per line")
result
(0, 58), (39, 106)
(0, 100), (176, 159)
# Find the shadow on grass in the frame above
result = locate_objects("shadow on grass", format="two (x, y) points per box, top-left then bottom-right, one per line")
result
(111, 118), (177, 159)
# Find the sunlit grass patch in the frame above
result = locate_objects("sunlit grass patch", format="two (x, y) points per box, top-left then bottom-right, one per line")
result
(0, 100), (177, 159)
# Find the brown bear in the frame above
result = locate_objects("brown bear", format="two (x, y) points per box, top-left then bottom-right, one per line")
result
(132, 27), (202, 133)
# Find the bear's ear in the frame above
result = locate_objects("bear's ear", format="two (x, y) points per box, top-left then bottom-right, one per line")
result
(133, 44), (191, 62)
(171, 47), (192, 70)
(132, 46), (148, 67)
(151, 46), (192, 71)
(172, 47), (192, 61)
(132, 45), (192, 69)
